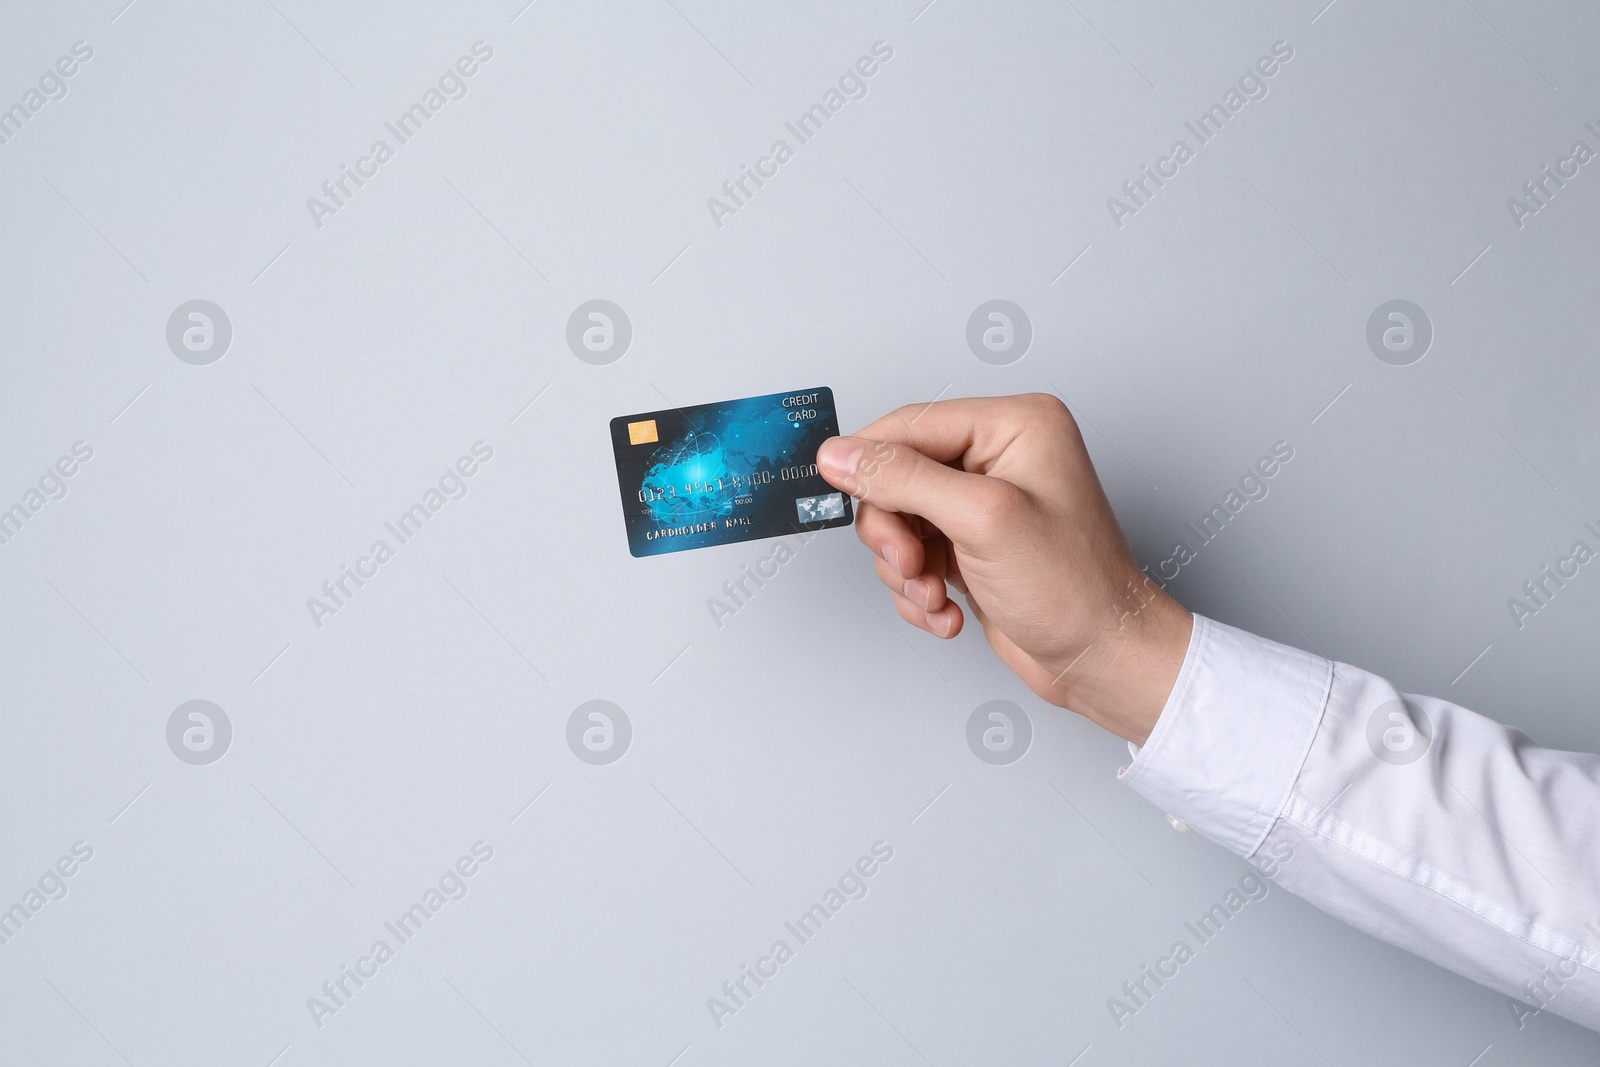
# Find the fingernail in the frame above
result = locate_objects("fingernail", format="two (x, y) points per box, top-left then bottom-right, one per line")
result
(881, 544), (901, 577)
(817, 437), (864, 481)
(933, 610), (953, 638)
(903, 578), (931, 611)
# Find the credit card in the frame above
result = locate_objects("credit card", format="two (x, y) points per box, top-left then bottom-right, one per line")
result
(608, 387), (855, 557)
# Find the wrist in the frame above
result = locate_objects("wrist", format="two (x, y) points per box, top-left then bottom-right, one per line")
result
(1051, 596), (1193, 746)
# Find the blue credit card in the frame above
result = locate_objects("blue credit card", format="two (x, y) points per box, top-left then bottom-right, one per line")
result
(608, 387), (855, 557)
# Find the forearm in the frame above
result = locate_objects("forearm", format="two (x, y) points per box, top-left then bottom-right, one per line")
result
(1120, 615), (1600, 1031)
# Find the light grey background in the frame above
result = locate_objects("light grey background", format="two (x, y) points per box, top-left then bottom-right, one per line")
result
(3, 1), (1598, 1064)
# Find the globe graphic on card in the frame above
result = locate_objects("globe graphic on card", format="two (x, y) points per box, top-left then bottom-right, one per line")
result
(640, 431), (739, 526)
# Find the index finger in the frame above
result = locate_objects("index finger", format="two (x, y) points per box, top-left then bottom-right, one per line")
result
(852, 393), (1067, 473)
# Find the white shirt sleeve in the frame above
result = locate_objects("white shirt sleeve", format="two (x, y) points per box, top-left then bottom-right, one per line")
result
(1119, 613), (1600, 1032)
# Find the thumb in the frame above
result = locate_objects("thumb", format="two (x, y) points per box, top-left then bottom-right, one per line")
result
(816, 435), (1010, 543)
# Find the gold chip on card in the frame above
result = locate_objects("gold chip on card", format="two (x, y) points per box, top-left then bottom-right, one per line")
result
(627, 419), (658, 445)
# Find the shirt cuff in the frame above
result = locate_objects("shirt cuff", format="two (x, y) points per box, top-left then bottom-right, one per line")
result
(1117, 613), (1334, 858)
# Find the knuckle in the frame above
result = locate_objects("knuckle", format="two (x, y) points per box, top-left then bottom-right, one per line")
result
(1020, 393), (1086, 454)
(1022, 391), (1077, 430)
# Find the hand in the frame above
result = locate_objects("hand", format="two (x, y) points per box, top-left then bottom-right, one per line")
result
(816, 393), (1193, 745)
